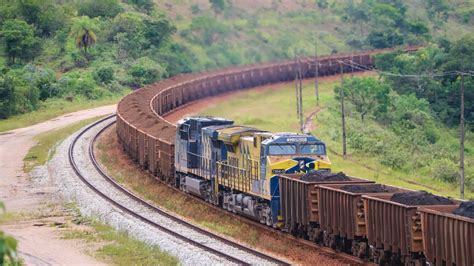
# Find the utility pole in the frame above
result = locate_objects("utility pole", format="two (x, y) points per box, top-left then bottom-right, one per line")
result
(460, 74), (465, 200)
(298, 58), (304, 132)
(314, 42), (319, 106)
(350, 53), (354, 79)
(339, 62), (347, 159)
(295, 56), (300, 119)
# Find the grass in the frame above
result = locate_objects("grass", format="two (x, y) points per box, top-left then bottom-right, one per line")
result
(0, 92), (128, 133)
(23, 116), (105, 173)
(200, 75), (474, 200)
(95, 127), (344, 264)
(60, 203), (179, 266)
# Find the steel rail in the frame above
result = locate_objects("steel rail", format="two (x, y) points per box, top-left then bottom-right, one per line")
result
(68, 115), (287, 265)
(93, 119), (370, 265)
(89, 117), (290, 265)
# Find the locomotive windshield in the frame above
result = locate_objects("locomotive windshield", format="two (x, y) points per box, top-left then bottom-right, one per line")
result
(300, 143), (326, 155)
(268, 144), (297, 155)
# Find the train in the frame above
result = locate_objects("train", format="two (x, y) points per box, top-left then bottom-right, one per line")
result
(116, 47), (473, 265)
(174, 116), (331, 225)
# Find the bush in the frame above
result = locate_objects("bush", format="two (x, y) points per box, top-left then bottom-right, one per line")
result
(125, 0), (154, 12)
(127, 57), (165, 88)
(380, 149), (407, 169)
(22, 65), (59, 100)
(93, 65), (115, 84)
(70, 51), (89, 68)
(73, 77), (104, 100)
(432, 159), (459, 184)
(78, 0), (123, 18)
(0, 75), (16, 119)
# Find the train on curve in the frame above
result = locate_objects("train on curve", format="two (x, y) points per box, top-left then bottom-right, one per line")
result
(116, 47), (473, 265)
(173, 116), (472, 266)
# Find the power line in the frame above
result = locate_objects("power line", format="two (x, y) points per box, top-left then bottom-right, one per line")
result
(338, 59), (474, 78)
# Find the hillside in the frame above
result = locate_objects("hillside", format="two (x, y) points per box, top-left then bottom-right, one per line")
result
(0, 0), (473, 131)
(200, 75), (474, 199)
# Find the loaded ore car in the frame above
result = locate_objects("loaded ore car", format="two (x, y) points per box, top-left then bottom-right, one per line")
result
(277, 174), (374, 238)
(174, 116), (332, 225)
(418, 205), (474, 266)
(316, 183), (407, 257)
(362, 192), (458, 265)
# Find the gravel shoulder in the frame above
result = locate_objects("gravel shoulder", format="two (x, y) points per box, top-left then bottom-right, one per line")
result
(0, 105), (116, 265)
(62, 116), (284, 265)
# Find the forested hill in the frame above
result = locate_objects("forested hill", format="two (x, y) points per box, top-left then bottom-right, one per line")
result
(0, 0), (473, 124)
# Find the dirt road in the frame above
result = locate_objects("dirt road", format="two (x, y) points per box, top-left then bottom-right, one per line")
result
(0, 105), (115, 265)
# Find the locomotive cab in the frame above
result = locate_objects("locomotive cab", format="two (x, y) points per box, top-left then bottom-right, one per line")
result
(261, 133), (331, 180)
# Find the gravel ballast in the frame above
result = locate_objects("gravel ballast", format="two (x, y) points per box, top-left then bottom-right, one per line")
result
(48, 117), (280, 265)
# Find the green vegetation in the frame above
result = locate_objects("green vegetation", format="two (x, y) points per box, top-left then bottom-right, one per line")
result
(200, 75), (474, 199)
(23, 116), (105, 173)
(0, 202), (19, 266)
(63, 215), (179, 266)
(0, 0), (472, 125)
(57, 203), (178, 265)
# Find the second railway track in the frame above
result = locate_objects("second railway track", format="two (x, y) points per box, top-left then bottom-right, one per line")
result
(68, 115), (290, 265)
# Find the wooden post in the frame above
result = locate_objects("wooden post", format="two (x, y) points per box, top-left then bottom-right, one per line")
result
(298, 58), (304, 132)
(350, 53), (354, 79)
(295, 57), (300, 119)
(460, 74), (465, 199)
(340, 62), (347, 159)
(315, 42), (319, 106)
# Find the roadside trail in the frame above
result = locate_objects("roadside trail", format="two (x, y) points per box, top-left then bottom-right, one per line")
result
(0, 104), (115, 265)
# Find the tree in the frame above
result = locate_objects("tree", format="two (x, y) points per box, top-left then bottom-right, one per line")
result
(77, 0), (123, 18)
(128, 57), (165, 88)
(17, 0), (67, 36)
(188, 16), (229, 45)
(0, 75), (16, 119)
(143, 17), (176, 49)
(0, 19), (40, 65)
(126, 0), (154, 12)
(93, 65), (115, 84)
(426, 0), (450, 31)
(209, 0), (226, 14)
(69, 16), (98, 54)
(336, 77), (390, 121)
(0, 202), (19, 265)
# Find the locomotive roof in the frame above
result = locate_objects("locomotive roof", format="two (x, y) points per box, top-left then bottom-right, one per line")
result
(177, 116), (233, 125)
(262, 133), (322, 145)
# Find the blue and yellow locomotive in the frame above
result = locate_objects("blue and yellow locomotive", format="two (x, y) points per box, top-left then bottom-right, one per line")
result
(175, 116), (330, 225)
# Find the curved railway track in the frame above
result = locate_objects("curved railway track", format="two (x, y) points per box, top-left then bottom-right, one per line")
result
(68, 115), (291, 265)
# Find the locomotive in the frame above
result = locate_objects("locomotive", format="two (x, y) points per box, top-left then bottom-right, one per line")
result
(174, 116), (330, 225)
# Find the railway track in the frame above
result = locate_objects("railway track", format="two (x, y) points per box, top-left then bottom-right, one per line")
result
(92, 119), (370, 265)
(68, 115), (290, 265)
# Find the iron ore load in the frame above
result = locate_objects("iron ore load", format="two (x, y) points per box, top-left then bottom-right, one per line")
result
(116, 48), (472, 265)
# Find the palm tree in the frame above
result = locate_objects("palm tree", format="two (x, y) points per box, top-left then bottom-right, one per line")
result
(69, 16), (98, 54)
